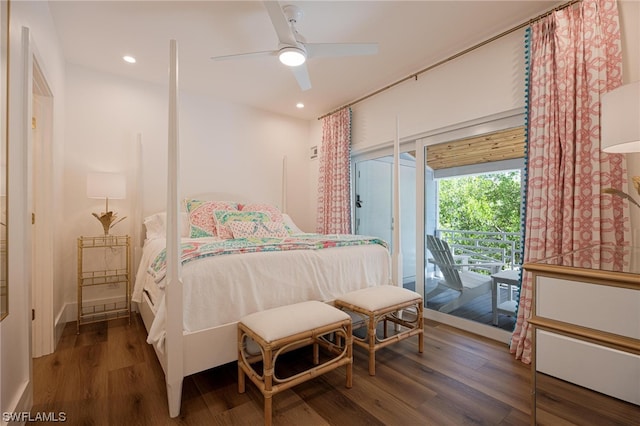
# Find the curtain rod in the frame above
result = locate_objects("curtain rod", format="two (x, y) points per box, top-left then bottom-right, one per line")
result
(318, 0), (582, 120)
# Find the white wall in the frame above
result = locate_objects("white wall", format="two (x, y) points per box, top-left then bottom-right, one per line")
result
(63, 64), (313, 307)
(0, 0), (66, 419)
(350, 29), (526, 150)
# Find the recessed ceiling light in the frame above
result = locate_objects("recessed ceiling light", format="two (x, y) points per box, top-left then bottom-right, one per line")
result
(123, 55), (136, 64)
(296, 103), (304, 109)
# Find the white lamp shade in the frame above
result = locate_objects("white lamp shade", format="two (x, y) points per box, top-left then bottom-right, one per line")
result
(601, 81), (640, 153)
(86, 172), (126, 200)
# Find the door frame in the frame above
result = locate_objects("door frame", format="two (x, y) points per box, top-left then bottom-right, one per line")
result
(353, 109), (524, 344)
(31, 54), (54, 357)
(418, 110), (524, 343)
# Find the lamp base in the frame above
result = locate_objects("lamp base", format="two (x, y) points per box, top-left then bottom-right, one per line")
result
(92, 211), (126, 235)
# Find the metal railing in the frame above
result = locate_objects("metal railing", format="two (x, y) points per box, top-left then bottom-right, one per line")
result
(434, 229), (522, 270)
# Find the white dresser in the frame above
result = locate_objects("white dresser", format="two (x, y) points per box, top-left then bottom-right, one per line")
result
(525, 244), (640, 424)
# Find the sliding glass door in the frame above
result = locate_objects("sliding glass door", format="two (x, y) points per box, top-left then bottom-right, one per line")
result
(353, 111), (526, 342)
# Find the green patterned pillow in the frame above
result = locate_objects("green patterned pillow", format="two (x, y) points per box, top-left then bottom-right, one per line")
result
(185, 199), (237, 238)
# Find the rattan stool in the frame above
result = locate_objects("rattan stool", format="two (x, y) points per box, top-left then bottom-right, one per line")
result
(335, 285), (423, 375)
(237, 301), (353, 426)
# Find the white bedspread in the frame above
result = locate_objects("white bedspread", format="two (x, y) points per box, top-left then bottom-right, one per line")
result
(133, 237), (391, 351)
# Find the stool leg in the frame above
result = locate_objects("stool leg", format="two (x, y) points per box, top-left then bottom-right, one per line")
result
(418, 302), (424, 353)
(264, 395), (272, 426)
(238, 362), (246, 393)
(368, 314), (376, 376)
(238, 328), (246, 393)
(346, 323), (353, 388)
(264, 348), (274, 425)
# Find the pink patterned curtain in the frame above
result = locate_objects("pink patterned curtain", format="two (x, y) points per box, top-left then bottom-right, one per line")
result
(510, 0), (629, 363)
(316, 108), (352, 234)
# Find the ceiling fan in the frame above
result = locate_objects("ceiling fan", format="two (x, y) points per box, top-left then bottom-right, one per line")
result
(210, 1), (379, 91)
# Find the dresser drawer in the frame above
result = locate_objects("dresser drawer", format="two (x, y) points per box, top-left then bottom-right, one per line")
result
(536, 276), (640, 339)
(537, 330), (640, 405)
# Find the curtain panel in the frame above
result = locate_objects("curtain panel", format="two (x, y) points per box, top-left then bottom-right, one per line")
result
(511, 0), (629, 363)
(316, 108), (352, 234)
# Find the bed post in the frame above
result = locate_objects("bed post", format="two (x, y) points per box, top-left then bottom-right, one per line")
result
(133, 133), (143, 266)
(165, 39), (184, 418)
(392, 115), (403, 287)
(281, 155), (287, 213)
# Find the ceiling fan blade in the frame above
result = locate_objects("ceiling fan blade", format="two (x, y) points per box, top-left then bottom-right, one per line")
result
(291, 63), (312, 91)
(306, 43), (379, 58)
(263, 1), (297, 47)
(210, 50), (276, 61)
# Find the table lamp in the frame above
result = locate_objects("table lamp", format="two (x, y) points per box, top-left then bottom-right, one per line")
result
(87, 172), (127, 235)
(601, 81), (640, 208)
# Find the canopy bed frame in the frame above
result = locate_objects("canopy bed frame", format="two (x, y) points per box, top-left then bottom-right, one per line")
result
(134, 41), (394, 417)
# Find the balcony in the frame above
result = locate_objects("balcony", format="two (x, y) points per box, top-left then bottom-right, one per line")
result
(425, 229), (522, 331)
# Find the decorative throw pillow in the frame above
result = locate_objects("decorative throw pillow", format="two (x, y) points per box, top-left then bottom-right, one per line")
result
(213, 210), (270, 239)
(228, 220), (290, 239)
(238, 203), (284, 223)
(185, 199), (238, 238)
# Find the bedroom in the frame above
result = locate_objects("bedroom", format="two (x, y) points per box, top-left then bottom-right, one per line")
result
(1, 0), (639, 422)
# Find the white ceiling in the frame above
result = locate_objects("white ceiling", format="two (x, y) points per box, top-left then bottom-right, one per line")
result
(49, 1), (561, 120)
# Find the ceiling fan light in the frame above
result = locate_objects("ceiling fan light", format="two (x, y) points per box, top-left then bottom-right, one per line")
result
(279, 47), (306, 67)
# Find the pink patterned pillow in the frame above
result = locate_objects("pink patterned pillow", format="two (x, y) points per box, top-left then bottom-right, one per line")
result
(213, 210), (270, 239)
(185, 199), (238, 238)
(238, 203), (284, 223)
(228, 221), (289, 239)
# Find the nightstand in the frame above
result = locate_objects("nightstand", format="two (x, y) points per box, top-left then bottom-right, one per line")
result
(77, 235), (131, 333)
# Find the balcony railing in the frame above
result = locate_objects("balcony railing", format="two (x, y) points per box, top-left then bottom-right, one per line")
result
(434, 229), (522, 270)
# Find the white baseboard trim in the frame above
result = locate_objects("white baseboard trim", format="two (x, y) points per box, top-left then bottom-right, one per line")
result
(62, 295), (137, 325)
(53, 305), (66, 348)
(1, 379), (32, 426)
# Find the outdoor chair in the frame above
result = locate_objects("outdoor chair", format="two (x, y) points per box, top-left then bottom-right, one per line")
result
(426, 235), (503, 313)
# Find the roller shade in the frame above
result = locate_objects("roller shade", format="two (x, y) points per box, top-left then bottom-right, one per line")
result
(426, 126), (525, 170)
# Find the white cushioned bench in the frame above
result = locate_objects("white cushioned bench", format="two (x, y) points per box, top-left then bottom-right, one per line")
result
(237, 300), (353, 426)
(335, 285), (423, 375)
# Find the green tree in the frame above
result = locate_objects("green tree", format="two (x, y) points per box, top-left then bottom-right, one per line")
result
(438, 171), (521, 234)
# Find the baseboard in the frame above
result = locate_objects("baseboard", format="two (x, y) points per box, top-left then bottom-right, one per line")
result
(1, 379), (32, 426)
(62, 295), (137, 325)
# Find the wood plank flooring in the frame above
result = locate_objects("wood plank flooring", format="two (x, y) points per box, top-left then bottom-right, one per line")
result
(32, 314), (637, 425)
(32, 314), (531, 425)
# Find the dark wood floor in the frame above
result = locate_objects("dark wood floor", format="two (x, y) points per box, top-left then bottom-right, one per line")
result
(31, 314), (637, 425)
(32, 314), (532, 425)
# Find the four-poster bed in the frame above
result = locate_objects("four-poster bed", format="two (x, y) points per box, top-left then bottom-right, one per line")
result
(133, 41), (392, 417)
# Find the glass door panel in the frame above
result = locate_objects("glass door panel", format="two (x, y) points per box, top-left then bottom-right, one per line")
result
(423, 140), (523, 332)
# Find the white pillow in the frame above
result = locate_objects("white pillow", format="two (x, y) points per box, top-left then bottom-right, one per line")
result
(143, 212), (190, 240)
